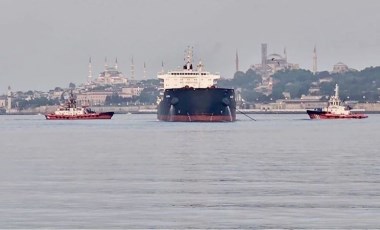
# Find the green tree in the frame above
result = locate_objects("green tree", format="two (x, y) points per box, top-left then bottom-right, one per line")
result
(272, 69), (316, 99)
(139, 87), (160, 104)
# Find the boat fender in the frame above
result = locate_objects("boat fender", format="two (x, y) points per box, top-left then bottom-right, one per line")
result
(222, 98), (230, 106)
(171, 97), (179, 105)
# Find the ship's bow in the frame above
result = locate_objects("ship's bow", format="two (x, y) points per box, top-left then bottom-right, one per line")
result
(158, 88), (236, 122)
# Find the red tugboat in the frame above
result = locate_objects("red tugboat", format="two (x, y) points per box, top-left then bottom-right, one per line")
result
(306, 84), (368, 119)
(45, 91), (114, 120)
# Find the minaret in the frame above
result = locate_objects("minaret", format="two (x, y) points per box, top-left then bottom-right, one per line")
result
(235, 49), (239, 72)
(7, 86), (12, 111)
(130, 56), (135, 81)
(115, 57), (118, 70)
(313, 45), (317, 75)
(261, 43), (267, 67)
(143, 62), (146, 79)
(104, 57), (108, 69)
(87, 57), (92, 85)
(284, 47), (287, 61)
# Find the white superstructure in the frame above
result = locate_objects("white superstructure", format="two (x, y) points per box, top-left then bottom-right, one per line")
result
(158, 48), (220, 89)
(54, 107), (92, 116)
(324, 84), (352, 115)
(53, 91), (96, 116)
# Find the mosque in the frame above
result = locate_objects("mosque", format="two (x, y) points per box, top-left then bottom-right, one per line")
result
(250, 43), (300, 94)
(331, 62), (356, 73)
(87, 58), (128, 86)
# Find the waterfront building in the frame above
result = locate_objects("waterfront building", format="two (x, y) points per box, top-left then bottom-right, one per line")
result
(76, 91), (113, 106)
(48, 88), (65, 100)
(0, 98), (6, 108)
(120, 87), (143, 98)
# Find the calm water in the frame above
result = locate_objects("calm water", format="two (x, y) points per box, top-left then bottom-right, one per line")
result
(0, 113), (379, 229)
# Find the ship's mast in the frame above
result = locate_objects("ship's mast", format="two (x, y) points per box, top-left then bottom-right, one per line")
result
(328, 84), (340, 107)
(184, 46), (193, 70)
(335, 84), (339, 98)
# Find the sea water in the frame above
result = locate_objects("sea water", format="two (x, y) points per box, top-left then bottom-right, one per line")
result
(0, 114), (379, 228)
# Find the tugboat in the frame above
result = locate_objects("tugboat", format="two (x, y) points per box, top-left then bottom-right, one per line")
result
(45, 91), (114, 120)
(157, 47), (236, 122)
(306, 84), (368, 119)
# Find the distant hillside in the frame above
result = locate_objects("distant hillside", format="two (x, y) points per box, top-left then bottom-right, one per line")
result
(219, 66), (380, 103)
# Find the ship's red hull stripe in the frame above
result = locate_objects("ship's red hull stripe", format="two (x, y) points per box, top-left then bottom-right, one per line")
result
(157, 114), (235, 122)
(308, 113), (368, 119)
(45, 113), (113, 120)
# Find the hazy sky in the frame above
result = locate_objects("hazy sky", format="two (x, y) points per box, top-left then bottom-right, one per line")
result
(1, 0), (380, 93)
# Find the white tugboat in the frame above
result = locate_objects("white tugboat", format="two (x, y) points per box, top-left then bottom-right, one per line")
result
(306, 84), (368, 119)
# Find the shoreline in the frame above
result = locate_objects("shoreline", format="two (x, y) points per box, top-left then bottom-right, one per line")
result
(2, 110), (380, 115)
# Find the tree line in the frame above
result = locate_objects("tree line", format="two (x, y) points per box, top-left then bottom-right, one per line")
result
(218, 66), (380, 103)
(9, 66), (380, 109)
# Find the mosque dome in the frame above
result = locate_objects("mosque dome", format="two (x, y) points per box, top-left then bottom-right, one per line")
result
(332, 62), (349, 73)
(267, 53), (283, 60)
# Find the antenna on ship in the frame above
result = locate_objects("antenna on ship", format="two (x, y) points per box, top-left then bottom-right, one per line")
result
(115, 57), (118, 70)
(161, 60), (165, 73)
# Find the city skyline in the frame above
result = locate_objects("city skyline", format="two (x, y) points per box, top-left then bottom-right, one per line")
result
(1, 0), (380, 93)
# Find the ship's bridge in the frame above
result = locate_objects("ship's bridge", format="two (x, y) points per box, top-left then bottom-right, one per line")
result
(158, 61), (220, 89)
(158, 69), (220, 89)
(158, 47), (221, 89)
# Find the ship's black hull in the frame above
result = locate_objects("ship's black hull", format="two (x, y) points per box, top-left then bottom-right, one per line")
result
(157, 87), (236, 122)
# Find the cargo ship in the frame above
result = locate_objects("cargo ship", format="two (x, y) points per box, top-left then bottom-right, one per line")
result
(45, 91), (114, 120)
(306, 84), (368, 119)
(157, 48), (236, 122)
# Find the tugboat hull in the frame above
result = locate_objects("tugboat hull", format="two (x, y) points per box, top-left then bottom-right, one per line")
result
(307, 109), (368, 119)
(45, 112), (114, 120)
(157, 88), (236, 122)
